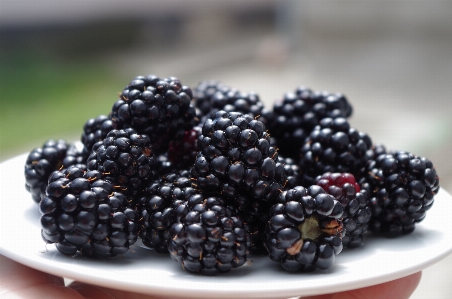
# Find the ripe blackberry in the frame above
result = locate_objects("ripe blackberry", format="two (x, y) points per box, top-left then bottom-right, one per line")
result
(265, 185), (344, 272)
(168, 196), (250, 275)
(137, 170), (196, 253)
(316, 172), (371, 248)
(268, 87), (353, 158)
(192, 110), (285, 203)
(167, 127), (201, 170)
(111, 75), (196, 154)
(25, 140), (85, 203)
(81, 114), (114, 159)
(299, 117), (372, 186)
(192, 80), (271, 125)
(87, 128), (158, 197)
(39, 166), (138, 257)
(364, 151), (440, 237)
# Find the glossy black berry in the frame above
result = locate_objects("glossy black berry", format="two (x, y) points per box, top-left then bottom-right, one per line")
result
(25, 140), (85, 203)
(111, 75), (196, 154)
(40, 166), (138, 257)
(362, 151), (440, 237)
(81, 114), (114, 159)
(267, 87), (353, 158)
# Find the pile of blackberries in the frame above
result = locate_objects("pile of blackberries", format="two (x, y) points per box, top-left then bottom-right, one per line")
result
(24, 76), (440, 274)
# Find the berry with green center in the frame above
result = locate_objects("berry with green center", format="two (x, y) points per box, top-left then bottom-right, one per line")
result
(264, 185), (344, 272)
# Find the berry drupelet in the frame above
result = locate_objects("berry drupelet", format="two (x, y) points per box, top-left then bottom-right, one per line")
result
(168, 195), (250, 275)
(81, 114), (114, 159)
(25, 139), (85, 203)
(267, 87), (353, 158)
(363, 151), (440, 237)
(137, 170), (196, 253)
(87, 128), (158, 197)
(265, 185), (344, 272)
(299, 117), (372, 186)
(316, 172), (371, 248)
(39, 166), (139, 257)
(111, 75), (197, 154)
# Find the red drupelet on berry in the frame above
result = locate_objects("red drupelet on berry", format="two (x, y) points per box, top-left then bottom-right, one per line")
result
(298, 117), (372, 186)
(316, 172), (371, 248)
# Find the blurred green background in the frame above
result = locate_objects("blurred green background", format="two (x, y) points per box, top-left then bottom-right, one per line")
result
(1, 1), (452, 297)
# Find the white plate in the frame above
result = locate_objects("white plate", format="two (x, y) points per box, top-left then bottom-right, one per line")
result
(1, 153), (452, 299)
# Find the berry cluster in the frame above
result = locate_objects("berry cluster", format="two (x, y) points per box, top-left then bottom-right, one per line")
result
(24, 76), (440, 275)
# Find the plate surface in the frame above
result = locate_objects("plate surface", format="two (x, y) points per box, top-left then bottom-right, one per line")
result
(1, 154), (452, 299)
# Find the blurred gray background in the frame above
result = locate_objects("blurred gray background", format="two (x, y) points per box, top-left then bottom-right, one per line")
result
(1, 1), (451, 297)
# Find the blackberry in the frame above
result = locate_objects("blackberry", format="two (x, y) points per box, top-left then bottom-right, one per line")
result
(364, 151), (440, 237)
(137, 170), (196, 253)
(168, 196), (250, 275)
(39, 166), (138, 257)
(265, 185), (344, 272)
(111, 75), (196, 154)
(316, 172), (371, 248)
(268, 87), (353, 158)
(87, 128), (158, 197)
(192, 110), (285, 204)
(25, 140), (85, 203)
(167, 127), (201, 170)
(81, 114), (114, 159)
(299, 117), (372, 186)
(192, 80), (271, 125)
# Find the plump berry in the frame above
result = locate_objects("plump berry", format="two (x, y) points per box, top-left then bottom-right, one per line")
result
(81, 114), (114, 159)
(267, 87), (353, 158)
(168, 196), (250, 275)
(111, 75), (196, 154)
(25, 140), (85, 203)
(316, 172), (371, 248)
(299, 117), (372, 186)
(137, 170), (196, 253)
(264, 185), (344, 272)
(191, 110), (286, 251)
(87, 128), (157, 197)
(40, 166), (138, 257)
(362, 151), (440, 237)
